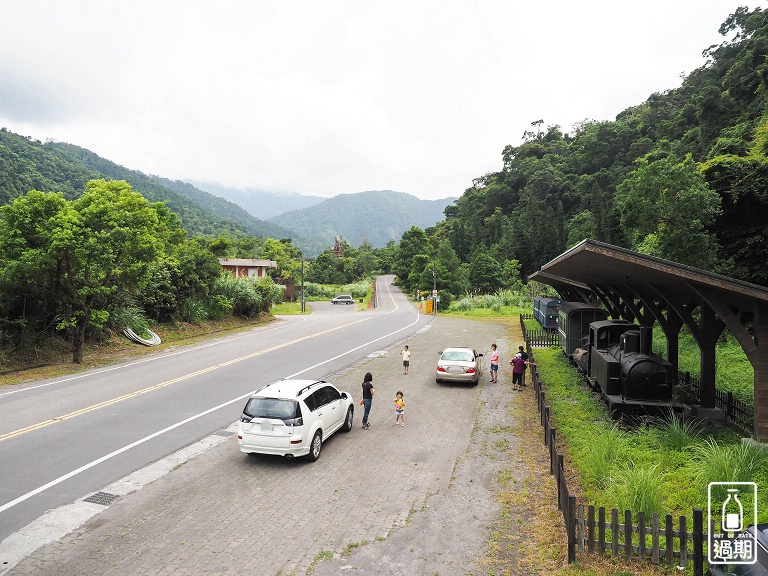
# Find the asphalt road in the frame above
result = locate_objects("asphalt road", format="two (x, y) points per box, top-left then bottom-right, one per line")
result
(0, 275), (431, 543)
(2, 306), (521, 576)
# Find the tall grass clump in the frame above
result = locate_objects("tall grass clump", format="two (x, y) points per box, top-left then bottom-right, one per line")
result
(341, 280), (371, 299)
(693, 439), (767, 495)
(179, 298), (208, 323)
(652, 409), (705, 451)
(452, 297), (474, 312)
(579, 426), (633, 489)
(304, 282), (335, 298)
(606, 464), (666, 516)
(108, 301), (150, 336)
(212, 274), (260, 317)
(447, 286), (530, 315)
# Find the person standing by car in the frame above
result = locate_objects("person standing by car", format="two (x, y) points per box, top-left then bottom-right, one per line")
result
(361, 372), (375, 429)
(489, 344), (499, 383)
(401, 345), (411, 375)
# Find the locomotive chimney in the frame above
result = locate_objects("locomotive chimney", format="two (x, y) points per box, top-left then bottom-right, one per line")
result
(639, 326), (652, 355)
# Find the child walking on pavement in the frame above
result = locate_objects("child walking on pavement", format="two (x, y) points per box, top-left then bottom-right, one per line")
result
(394, 391), (405, 426)
(401, 345), (411, 375)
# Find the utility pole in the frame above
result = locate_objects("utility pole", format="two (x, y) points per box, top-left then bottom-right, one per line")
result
(432, 259), (437, 314)
(301, 259), (306, 313)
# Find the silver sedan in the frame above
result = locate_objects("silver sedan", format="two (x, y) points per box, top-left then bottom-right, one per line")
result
(436, 347), (484, 385)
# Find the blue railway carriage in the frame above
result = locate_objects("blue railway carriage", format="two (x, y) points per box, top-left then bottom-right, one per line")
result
(557, 301), (608, 357)
(533, 296), (560, 330)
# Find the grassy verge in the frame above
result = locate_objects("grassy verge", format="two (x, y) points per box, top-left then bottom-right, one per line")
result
(533, 346), (768, 522)
(0, 314), (274, 387)
(483, 315), (673, 575)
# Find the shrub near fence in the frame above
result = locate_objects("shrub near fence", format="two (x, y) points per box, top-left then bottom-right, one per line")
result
(521, 316), (711, 575)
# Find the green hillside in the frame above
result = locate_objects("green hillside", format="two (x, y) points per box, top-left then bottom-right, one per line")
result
(269, 190), (455, 249)
(0, 131), (293, 240)
(432, 7), (768, 288)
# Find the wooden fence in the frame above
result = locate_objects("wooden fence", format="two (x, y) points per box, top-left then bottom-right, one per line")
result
(681, 371), (753, 431)
(520, 315), (560, 348)
(523, 328), (710, 574)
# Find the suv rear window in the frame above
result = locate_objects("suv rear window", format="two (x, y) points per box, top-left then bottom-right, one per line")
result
(243, 398), (301, 420)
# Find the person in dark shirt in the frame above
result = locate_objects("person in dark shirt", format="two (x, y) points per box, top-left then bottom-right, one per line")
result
(361, 372), (375, 429)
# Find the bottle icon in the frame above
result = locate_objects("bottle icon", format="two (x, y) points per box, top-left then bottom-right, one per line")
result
(722, 488), (743, 533)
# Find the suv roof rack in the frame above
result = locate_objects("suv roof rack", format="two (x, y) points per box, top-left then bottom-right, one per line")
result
(296, 380), (326, 397)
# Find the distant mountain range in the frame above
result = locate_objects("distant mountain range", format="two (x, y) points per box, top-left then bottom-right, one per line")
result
(267, 190), (454, 248)
(0, 128), (455, 256)
(188, 182), (326, 219)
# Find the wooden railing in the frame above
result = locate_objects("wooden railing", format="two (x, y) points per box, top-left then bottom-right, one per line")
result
(682, 371), (753, 432)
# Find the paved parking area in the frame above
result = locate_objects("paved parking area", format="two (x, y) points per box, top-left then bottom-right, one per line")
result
(6, 316), (525, 576)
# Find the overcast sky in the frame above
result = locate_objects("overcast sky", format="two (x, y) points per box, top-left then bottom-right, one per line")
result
(0, 2), (761, 200)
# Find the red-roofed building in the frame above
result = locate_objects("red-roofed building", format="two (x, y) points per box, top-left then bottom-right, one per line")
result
(219, 258), (277, 278)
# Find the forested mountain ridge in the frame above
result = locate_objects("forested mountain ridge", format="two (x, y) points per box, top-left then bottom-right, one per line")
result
(0, 130), (449, 255)
(268, 190), (456, 249)
(436, 6), (768, 288)
(147, 174), (298, 241)
(0, 130), (295, 241)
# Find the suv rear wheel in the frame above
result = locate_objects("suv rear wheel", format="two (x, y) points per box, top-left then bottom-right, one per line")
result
(307, 430), (323, 461)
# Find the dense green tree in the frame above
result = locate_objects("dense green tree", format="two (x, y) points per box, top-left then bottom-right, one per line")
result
(468, 252), (503, 294)
(702, 149), (768, 283)
(0, 180), (176, 362)
(259, 237), (303, 281)
(394, 227), (429, 291)
(616, 154), (721, 268)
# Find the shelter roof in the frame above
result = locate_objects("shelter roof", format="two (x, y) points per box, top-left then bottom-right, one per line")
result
(530, 239), (768, 311)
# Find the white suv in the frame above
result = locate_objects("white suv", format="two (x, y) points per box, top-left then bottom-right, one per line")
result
(237, 379), (355, 461)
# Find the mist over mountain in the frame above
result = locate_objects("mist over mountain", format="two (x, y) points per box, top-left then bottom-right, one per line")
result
(188, 182), (325, 219)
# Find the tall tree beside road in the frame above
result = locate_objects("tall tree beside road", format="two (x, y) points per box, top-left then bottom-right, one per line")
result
(0, 180), (179, 363)
(55, 180), (178, 362)
(394, 226), (429, 291)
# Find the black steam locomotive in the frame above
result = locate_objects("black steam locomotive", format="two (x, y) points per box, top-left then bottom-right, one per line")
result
(574, 319), (677, 419)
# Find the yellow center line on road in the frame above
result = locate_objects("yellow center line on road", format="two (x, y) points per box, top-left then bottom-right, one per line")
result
(0, 315), (373, 443)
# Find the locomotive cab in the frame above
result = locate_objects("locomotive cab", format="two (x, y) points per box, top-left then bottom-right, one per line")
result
(587, 320), (635, 396)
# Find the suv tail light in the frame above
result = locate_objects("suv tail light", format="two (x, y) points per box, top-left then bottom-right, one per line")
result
(282, 417), (303, 426)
